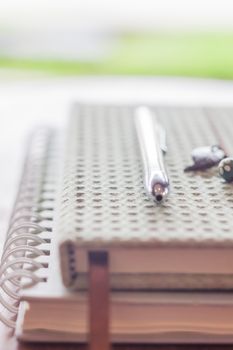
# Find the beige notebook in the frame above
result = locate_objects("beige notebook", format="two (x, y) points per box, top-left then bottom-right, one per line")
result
(58, 104), (233, 290)
(1, 104), (233, 344)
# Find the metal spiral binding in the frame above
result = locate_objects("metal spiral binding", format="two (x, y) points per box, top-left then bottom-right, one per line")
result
(0, 128), (58, 328)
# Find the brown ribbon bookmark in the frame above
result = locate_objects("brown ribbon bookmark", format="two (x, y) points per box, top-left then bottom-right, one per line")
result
(88, 251), (111, 350)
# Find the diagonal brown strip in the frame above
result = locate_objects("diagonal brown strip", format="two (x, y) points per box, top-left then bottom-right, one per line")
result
(88, 251), (111, 350)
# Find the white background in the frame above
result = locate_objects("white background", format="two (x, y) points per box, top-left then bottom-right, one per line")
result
(1, 0), (233, 31)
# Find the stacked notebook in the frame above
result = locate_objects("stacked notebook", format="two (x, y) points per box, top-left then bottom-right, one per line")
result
(1, 104), (233, 343)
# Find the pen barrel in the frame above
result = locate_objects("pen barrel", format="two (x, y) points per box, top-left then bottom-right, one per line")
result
(135, 107), (169, 198)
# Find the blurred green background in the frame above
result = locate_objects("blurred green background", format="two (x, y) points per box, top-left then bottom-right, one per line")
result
(1, 0), (233, 79)
(1, 33), (233, 78)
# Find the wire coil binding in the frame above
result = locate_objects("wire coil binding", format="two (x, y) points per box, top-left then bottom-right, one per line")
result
(0, 128), (58, 328)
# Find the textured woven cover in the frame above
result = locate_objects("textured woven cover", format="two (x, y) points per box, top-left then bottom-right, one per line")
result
(57, 104), (233, 249)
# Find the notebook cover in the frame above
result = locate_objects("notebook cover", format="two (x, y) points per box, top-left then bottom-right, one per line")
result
(57, 104), (233, 288)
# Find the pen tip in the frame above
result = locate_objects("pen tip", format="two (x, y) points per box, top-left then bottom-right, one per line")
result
(155, 194), (163, 202)
(152, 183), (168, 203)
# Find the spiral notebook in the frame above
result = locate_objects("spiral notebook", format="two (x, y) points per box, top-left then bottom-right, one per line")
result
(0, 127), (60, 329)
(2, 104), (233, 344)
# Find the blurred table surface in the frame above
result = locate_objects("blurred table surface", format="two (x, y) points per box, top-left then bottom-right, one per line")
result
(1, 73), (233, 349)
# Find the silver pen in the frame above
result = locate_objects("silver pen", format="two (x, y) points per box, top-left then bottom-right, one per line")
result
(135, 106), (170, 203)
